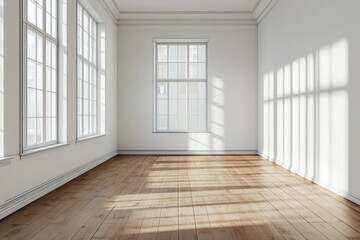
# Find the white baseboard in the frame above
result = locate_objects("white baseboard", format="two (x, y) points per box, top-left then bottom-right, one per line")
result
(117, 150), (258, 156)
(0, 151), (118, 220)
(258, 152), (360, 206)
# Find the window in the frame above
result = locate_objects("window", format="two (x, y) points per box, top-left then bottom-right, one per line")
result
(77, 3), (99, 139)
(155, 42), (208, 132)
(23, 0), (58, 150)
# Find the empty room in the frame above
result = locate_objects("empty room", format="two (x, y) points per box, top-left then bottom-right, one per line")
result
(0, 0), (360, 239)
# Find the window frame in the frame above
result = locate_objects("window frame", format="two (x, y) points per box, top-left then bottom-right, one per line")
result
(76, 2), (100, 140)
(153, 40), (209, 133)
(21, 0), (59, 152)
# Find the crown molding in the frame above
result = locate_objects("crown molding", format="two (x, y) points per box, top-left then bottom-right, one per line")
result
(101, 0), (280, 25)
(253, 0), (280, 23)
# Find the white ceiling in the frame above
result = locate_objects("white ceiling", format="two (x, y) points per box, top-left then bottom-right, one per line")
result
(112, 0), (260, 12)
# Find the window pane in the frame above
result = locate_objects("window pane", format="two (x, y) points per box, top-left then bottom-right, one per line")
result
(27, 118), (36, 145)
(189, 45), (198, 62)
(178, 45), (187, 62)
(28, 89), (36, 117)
(27, 30), (36, 60)
(157, 63), (167, 79)
(198, 45), (206, 62)
(28, 60), (36, 88)
(169, 45), (177, 63)
(169, 63), (177, 79)
(36, 118), (43, 143)
(27, 0), (36, 25)
(157, 45), (167, 62)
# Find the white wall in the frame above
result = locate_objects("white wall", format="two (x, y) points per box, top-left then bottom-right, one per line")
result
(258, 0), (360, 202)
(0, 0), (117, 219)
(117, 24), (258, 153)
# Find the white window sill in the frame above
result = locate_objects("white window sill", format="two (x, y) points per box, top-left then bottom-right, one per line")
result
(21, 143), (70, 157)
(0, 156), (13, 162)
(76, 134), (106, 143)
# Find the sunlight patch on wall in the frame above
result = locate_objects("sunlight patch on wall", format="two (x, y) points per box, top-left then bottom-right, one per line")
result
(262, 39), (349, 192)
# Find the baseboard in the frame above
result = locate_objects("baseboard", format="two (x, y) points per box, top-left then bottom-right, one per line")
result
(0, 150), (118, 220)
(117, 150), (258, 156)
(258, 152), (360, 206)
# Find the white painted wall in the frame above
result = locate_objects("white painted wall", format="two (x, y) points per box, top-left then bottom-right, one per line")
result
(258, 0), (360, 202)
(0, 0), (117, 219)
(117, 24), (258, 153)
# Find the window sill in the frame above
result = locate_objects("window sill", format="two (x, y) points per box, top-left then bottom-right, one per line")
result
(21, 143), (70, 157)
(0, 156), (13, 162)
(76, 134), (106, 143)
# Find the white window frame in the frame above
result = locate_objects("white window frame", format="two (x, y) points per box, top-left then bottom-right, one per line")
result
(154, 40), (209, 133)
(22, 0), (59, 151)
(76, 2), (100, 140)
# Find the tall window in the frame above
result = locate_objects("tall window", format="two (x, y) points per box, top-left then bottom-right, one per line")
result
(155, 42), (208, 132)
(23, 0), (58, 150)
(77, 3), (98, 139)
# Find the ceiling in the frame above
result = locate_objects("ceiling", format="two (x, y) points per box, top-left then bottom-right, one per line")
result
(100, 0), (279, 23)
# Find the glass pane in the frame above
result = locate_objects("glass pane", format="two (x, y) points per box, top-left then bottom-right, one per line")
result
(178, 100), (187, 116)
(51, 0), (56, 17)
(46, 92), (51, 116)
(46, 67), (51, 91)
(198, 45), (206, 62)
(52, 118), (56, 140)
(169, 45), (178, 63)
(189, 100), (197, 115)
(52, 92), (56, 117)
(37, 63), (43, 89)
(198, 82), (206, 99)
(46, 0), (51, 13)
(36, 5), (43, 29)
(198, 100), (206, 115)
(178, 45), (187, 62)
(189, 45), (198, 62)
(27, 118), (36, 145)
(178, 63), (187, 79)
(157, 45), (167, 62)
(37, 90), (43, 117)
(27, 30), (36, 60)
(157, 116), (167, 131)
(169, 63), (178, 79)
(189, 82), (198, 99)
(37, 36), (43, 63)
(46, 13), (51, 35)
(36, 118), (43, 143)
(28, 60), (36, 88)
(52, 17), (56, 38)
(198, 63), (206, 79)
(189, 63), (197, 79)
(178, 82), (187, 99)
(157, 63), (167, 79)
(46, 40), (51, 66)
(169, 82), (178, 100)
(51, 43), (56, 67)
(157, 83), (167, 99)
(157, 100), (167, 115)
(27, 88), (36, 117)
(169, 100), (178, 116)
(52, 69), (56, 92)
(27, 0), (36, 25)
(46, 118), (51, 141)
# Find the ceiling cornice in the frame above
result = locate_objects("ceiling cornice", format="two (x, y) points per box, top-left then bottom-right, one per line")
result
(100, 0), (279, 25)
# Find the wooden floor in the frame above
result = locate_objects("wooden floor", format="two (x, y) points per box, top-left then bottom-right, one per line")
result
(1, 156), (360, 240)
